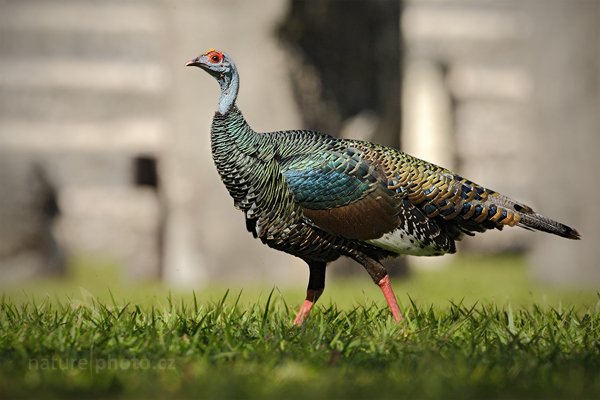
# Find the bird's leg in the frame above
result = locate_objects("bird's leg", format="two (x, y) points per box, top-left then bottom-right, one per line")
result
(377, 275), (403, 322)
(353, 253), (404, 322)
(293, 260), (326, 325)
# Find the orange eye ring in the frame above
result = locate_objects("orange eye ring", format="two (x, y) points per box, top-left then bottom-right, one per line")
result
(206, 50), (223, 64)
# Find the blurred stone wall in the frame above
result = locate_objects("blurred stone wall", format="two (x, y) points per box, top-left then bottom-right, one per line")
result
(0, 0), (306, 287)
(0, 0), (168, 283)
(0, 0), (596, 287)
(0, 154), (64, 283)
(526, 0), (599, 286)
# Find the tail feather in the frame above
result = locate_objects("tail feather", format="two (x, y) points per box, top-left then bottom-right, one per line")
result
(518, 212), (580, 240)
(487, 193), (580, 240)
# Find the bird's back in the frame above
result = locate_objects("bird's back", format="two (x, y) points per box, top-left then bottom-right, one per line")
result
(267, 128), (579, 257)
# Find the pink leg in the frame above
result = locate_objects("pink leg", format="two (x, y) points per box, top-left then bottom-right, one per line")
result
(377, 275), (404, 322)
(293, 289), (323, 325)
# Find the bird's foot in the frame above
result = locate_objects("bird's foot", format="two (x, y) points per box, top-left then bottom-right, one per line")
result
(293, 288), (323, 325)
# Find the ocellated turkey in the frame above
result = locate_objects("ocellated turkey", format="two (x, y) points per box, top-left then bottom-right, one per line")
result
(187, 49), (580, 325)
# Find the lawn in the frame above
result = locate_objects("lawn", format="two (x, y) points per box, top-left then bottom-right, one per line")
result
(1, 255), (599, 399)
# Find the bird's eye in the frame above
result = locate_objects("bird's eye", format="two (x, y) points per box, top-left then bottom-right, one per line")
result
(208, 52), (223, 64)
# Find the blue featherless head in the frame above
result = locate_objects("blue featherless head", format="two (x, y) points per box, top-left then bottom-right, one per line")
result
(187, 49), (239, 114)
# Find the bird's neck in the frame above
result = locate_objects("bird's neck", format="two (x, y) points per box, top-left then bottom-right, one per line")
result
(218, 69), (239, 115)
(211, 107), (270, 210)
(211, 106), (260, 154)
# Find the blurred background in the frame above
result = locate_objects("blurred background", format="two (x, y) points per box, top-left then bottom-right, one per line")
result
(0, 0), (598, 302)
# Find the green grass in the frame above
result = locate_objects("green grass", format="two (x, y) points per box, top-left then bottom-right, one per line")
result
(1, 293), (599, 399)
(1, 255), (599, 399)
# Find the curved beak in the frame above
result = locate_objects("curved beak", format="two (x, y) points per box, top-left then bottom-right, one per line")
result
(186, 57), (201, 67)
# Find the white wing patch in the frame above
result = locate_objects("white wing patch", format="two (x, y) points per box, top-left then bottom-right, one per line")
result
(367, 228), (445, 256)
